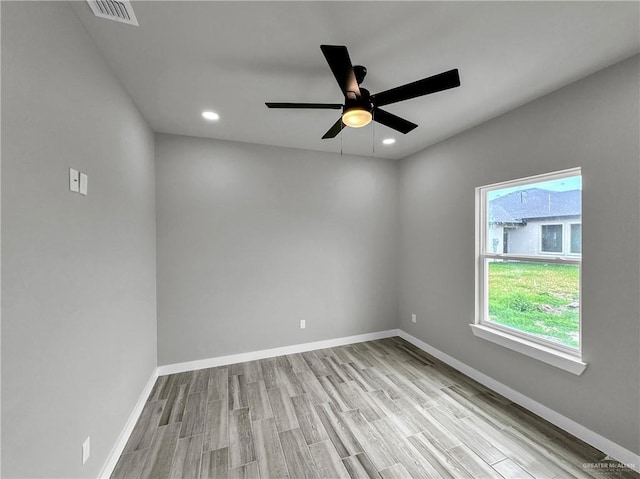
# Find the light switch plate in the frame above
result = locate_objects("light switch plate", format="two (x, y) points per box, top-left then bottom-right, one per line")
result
(69, 168), (79, 192)
(79, 173), (88, 196)
(82, 436), (90, 465)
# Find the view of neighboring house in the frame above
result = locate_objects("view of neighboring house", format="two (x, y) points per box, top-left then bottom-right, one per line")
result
(488, 188), (582, 256)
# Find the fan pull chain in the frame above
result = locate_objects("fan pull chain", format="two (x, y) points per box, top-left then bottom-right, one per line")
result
(372, 111), (376, 155)
(340, 127), (343, 156)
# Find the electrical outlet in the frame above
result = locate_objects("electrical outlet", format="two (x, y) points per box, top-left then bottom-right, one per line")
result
(82, 437), (90, 465)
(300, 320), (306, 329)
(411, 313), (417, 323)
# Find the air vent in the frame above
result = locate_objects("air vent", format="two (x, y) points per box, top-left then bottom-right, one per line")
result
(87, 0), (139, 26)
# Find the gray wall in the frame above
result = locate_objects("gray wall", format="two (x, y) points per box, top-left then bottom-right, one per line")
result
(156, 134), (398, 365)
(2, 2), (637, 475)
(1, 2), (157, 477)
(398, 55), (640, 453)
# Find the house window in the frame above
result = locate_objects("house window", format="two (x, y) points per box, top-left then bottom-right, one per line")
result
(475, 168), (582, 358)
(570, 223), (582, 254)
(541, 224), (563, 253)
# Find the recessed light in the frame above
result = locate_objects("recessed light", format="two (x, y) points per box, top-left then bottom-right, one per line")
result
(382, 138), (396, 145)
(202, 111), (220, 121)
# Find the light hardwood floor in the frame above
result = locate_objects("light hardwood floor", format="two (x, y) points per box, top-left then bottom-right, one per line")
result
(112, 337), (639, 479)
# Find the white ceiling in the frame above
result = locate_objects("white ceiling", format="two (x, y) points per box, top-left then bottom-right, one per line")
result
(70, 1), (640, 160)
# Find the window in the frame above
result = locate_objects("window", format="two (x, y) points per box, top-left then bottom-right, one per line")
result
(570, 223), (582, 254)
(541, 224), (563, 253)
(474, 168), (583, 369)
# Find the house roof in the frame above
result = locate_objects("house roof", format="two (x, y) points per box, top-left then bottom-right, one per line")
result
(489, 188), (581, 223)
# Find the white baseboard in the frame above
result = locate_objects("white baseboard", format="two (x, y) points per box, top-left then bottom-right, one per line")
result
(98, 367), (159, 479)
(397, 329), (640, 473)
(156, 329), (400, 376)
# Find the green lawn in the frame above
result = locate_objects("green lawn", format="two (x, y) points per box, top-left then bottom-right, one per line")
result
(488, 261), (580, 348)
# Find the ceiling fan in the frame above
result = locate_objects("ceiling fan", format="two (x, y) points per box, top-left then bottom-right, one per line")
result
(266, 45), (461, 139)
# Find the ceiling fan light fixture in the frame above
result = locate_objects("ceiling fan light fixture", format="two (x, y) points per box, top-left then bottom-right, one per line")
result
(342, 107), (372, 128)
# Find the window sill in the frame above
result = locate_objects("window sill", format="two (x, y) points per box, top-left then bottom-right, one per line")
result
(469, 324), (588, 375)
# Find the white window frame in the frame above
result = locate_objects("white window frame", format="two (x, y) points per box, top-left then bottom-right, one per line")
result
(471, 168), (587, 375)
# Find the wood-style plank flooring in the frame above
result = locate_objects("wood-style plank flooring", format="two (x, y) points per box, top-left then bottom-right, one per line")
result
(112, 337), (639, 479)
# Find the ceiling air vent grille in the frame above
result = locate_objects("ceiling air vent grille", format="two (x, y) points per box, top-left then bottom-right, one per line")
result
(86, 0), (139, 26)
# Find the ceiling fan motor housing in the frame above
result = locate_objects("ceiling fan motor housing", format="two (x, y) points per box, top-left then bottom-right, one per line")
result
(344, 88), (372, 114)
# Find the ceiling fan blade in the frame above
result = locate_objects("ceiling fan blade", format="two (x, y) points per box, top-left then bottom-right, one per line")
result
(373, 108), (418, 134)
(265, 102), (342, 109)
(322, 118), (345, 139)
(320, 45), (361, 100)
(371, 69), (460, 107)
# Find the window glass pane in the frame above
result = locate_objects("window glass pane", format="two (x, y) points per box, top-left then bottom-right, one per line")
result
(570, 224), (582, 254)
(487, 260), (580, 349)
(486, 175), (581, 256)
(541, 224), (563, 253)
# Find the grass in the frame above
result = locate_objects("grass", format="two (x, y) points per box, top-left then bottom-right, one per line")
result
(488, 261), (580, 348)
